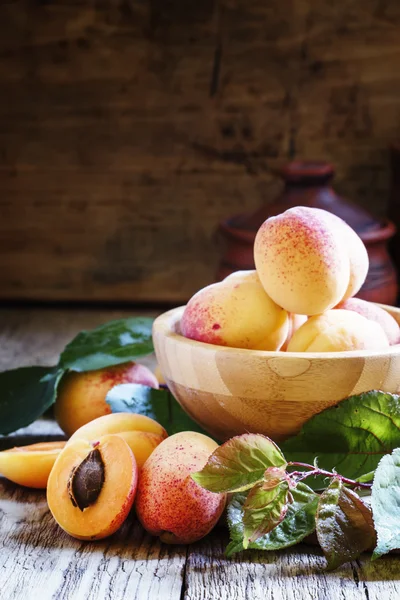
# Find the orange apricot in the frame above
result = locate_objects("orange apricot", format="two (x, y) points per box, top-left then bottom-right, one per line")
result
(0, 441), (66, 489)
(47, 434), (137, 540)
(68, 413), (167, 469)
(55, 362), (159, 437)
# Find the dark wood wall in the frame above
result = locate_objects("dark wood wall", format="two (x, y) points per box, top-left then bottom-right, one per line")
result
(1, 0), (400, 303)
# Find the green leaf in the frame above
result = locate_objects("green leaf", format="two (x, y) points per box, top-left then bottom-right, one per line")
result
(243, 481), (289, 548)
(59, 317), (154, 372)
(226, 483), (318, 557)
(371, 448), (400, 559)
(191, 434), (287, 493)
(316, 478), (376, 570)
(356, 471), (375, 484)
(0, 367), (64, 435)
(106, 383), (209, 436)
(282, 391), (400, 484)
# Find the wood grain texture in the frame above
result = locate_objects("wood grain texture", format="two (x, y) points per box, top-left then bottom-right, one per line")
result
(1, 1), (400, 302)
(185, 533), (391, 600)
(0, 478), (186, 600)
(0, 308), (400, 598)
(153, 305), (400, 441)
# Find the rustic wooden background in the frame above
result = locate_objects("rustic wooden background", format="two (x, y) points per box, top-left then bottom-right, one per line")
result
(1, 0), (400, 303)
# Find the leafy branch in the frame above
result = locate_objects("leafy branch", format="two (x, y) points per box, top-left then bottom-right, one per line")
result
(193, 430), (400, 570)
(287, 461), (373, 490)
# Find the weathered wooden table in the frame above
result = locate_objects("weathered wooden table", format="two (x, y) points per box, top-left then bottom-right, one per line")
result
(0, 308), (399, 600)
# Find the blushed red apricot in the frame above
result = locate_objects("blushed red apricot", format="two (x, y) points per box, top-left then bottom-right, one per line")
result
(181, 270), (289, 350)
(55, 361), (159, 436)
(135, 432), (226, 544)
(0, 441), (66, 489)
(254, 207), (368, 315)
(47, 434), (137, 540)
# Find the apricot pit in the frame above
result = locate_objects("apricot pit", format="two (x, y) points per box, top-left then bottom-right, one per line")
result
(68, 447), (105, 511)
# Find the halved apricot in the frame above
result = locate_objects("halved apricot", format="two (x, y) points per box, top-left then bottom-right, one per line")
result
(68, 413), (167, 468)
(47, 434), (137, 540)
(68, 412), (167, 443)
(116, 431), (165, 469)
(0, 441), (66, 488)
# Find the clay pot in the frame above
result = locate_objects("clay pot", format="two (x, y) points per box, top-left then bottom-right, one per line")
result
(217, 161), (398, 306)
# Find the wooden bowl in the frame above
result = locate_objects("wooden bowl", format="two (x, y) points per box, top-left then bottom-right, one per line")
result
(152, 305), (400, 442)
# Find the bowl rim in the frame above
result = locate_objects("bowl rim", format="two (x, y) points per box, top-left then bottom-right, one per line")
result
(153, 304), (400, 360)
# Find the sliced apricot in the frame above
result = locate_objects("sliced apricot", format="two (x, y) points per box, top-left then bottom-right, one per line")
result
(0, 441), (66, 489)
(67, 413), (167, 468)
(68, 413), (167, 443)
(47, 434), (137, 540)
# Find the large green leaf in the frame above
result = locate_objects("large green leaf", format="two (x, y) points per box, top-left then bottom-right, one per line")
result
(226, 483), (318, 557)
(316, 478), (376, 570)
(192, 434), (287, 494)
(282, 391), (400, 483)
(59, 317), (154, 372)
(106, 383), (208, 436)
(0, 367), (63, 435)
(371, 448), (400, 559)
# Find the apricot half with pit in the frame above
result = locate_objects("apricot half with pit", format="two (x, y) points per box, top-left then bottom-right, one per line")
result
(47, 434), (137, 540)
(0, 441), (66, 489)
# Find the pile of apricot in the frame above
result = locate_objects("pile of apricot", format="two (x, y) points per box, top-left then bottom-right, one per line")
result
(0, 361), (226, 543)
(182, 206), (400, 352)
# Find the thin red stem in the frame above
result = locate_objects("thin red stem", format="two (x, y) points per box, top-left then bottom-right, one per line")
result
(287, 461), (372, 490)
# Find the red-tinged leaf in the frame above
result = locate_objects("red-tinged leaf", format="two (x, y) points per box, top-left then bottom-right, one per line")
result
(316, 478), (376, 570)
(263, 466), (289, 490)
(191, 433), (286, 493)
(243, 481), (289, 547)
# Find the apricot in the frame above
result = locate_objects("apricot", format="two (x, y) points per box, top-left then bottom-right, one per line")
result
(154, 364), (166, 386)
(181, 270), (289, 350)
(0, 441), (66, 489)
(47, 434), (137, 540)
(287, 309), (389, 352)
(336, 298), (400, 346)
(135, 431), (226, 544)
(68, 413), (167, 469)
(55, 361), (159, 437)
(281, 313), (308, 351)
(254, 207), (369, 315)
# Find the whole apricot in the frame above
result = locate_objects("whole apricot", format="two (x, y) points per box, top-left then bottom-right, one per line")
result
(281, 313), (308, 351)
(55, 361), (159, 437)
(254, 207), (369, 315)
(287, 309), (389, 352)
(181, 270), (289, 350)
(336, 298), (400, 346)
(135, 432), (226, 544)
